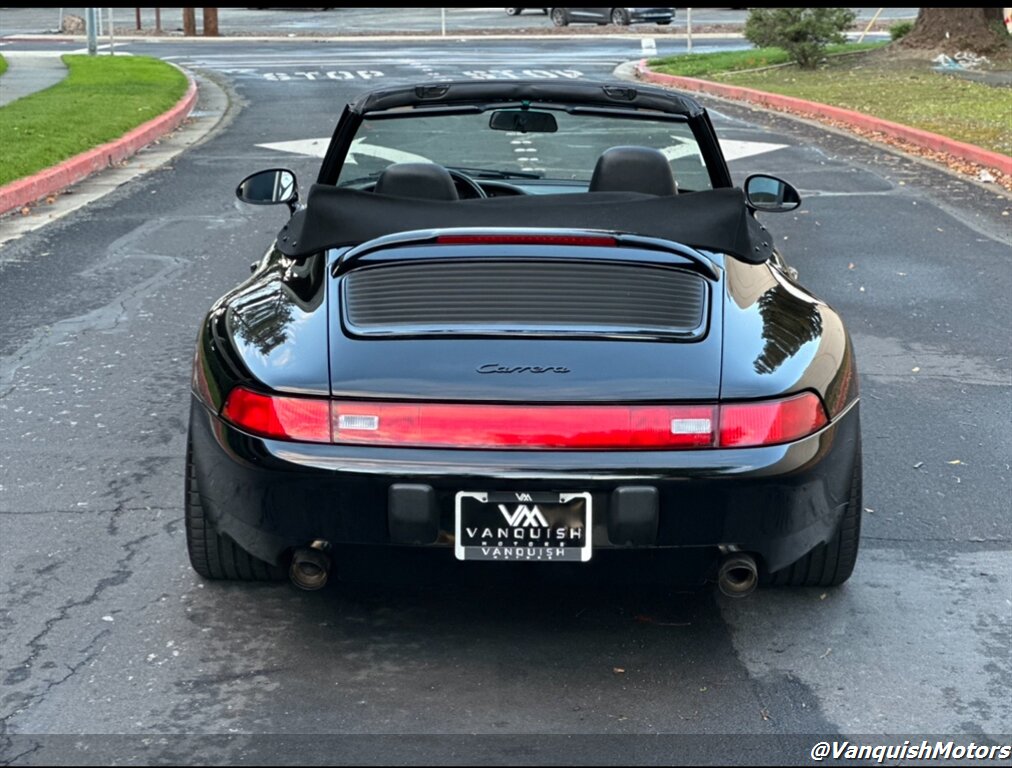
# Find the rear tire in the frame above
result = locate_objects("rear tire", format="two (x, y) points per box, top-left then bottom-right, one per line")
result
(185, 439), (286, 582)
(550, 8), (569, 26)
(505, 7), (520, 16)
(611, 8), (630, 25)
(767, 450), (862, 587)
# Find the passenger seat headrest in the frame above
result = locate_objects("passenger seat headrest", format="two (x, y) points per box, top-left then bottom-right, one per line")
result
(589, 146), (677, 196)
(373, 163), (459, 201)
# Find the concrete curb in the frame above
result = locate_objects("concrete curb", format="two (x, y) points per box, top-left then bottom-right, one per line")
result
(0, 67), (198, 216)
(635, 61), (1012, 175)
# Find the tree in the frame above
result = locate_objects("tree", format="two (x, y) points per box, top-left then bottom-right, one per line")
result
(744, 8), (856, 69)
(899, 8), (1009, 54)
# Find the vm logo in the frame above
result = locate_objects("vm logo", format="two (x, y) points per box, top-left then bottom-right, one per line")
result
(499, 504), (549, 527)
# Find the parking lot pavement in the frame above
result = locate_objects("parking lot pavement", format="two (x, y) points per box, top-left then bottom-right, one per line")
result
(0, 37), (1008, 764)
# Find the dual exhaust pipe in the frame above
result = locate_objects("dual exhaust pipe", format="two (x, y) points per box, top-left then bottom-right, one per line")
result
(290, 541), (758, 597)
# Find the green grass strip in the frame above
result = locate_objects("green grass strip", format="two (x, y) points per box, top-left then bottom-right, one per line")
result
(0, 54), (7, 78)
(650, 43), (886, 78)
(0, 54), (188, 186)
(650, 44), (1010, 157)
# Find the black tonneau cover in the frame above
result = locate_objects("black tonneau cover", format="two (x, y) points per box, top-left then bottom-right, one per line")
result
(277, 185), (774, 264)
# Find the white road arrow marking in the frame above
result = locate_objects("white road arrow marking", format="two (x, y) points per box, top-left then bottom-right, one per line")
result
(662, 137), (787, 163)
(719, 139), (788, 162)
(255, 137), (431, 165)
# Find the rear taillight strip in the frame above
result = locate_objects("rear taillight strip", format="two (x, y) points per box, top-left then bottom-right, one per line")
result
(221, 389), (828, 450)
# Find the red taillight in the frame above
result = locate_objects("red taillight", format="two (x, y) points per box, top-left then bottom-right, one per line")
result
(435, 234), (617, 247)
(220, 389), (827, 449)
(333, 402), (715, 449)
(718, 392), (827, 448)
(221, 387), (331, 443)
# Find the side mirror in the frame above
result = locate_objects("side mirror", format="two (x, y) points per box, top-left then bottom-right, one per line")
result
(236, 168), (299, 211)
(744, 174), (801, 213)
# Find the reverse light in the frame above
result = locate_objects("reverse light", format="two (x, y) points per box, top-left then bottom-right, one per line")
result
(220, 389), (828, 450)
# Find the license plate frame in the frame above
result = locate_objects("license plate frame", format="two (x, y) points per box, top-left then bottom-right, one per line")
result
(454, 491), (593, 562)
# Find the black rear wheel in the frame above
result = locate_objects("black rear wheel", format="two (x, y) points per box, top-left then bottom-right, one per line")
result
(185, 439), (286, 582)
(611, 8), (630, 25)
(550, 7), (569, 26)
(767, 450), (862, 587)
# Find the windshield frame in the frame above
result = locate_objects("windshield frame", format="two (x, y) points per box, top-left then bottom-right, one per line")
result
(317, 83), (733, 190)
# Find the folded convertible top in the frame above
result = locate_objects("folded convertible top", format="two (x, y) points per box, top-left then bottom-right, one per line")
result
(276, 185), (774, 264)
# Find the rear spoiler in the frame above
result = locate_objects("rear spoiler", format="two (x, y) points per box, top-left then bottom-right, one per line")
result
(331, 227), (721, 281)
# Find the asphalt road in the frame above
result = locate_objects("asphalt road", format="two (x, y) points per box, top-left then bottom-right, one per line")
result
(0, 37), (1009, 766)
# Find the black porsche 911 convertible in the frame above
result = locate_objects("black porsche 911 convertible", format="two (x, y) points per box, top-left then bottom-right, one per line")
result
(187, 81), (860, 595)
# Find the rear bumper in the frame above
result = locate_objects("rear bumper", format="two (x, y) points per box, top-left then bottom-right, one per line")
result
(189, 397), (860, 575)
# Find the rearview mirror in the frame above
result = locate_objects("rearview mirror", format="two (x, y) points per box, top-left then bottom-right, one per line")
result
(489, 110), (558, 134)
(744, 174), (801, 212)
(236, 168), (299, 209)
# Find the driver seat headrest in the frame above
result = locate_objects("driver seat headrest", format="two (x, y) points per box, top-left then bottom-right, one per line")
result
(373, 163), (459, 201)
(588, 146), (677, 196)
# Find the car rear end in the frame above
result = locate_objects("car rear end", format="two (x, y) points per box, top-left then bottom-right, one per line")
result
(190, 230), (859, 590)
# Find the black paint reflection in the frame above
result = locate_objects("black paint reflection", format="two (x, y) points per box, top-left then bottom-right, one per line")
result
(754, 284), (822, 375)
(233, 285), (293, 356)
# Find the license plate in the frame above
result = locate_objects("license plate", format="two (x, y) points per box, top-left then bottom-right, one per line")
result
(454, 491), (592, 562)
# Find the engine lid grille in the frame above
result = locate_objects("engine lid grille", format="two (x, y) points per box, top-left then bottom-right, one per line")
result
(342, 260), (708, 339)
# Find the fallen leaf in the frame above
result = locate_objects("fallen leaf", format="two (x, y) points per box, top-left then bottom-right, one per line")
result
(864, 507), (874, 513)
(912, 367), (920, 372)
(20, 207), (30, 216)
(947, 459), (963, 465)
(819, 593), (827, 600)
(613, 667), (625, 674)
(820, 647), (833, 659)
(760, 708), (771, 721)
(914, 461), (924, 469)
(848, 262), (855, 270)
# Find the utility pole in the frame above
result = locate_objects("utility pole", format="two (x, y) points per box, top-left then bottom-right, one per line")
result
(135, 7), (141, 30)
(203, 7), (219, 36)
(155, 7), (161, 33)
(85, 7), (98, 54)
(182, 7), (196, 36)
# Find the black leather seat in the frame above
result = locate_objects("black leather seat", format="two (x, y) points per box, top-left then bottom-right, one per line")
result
(588, 146), (677, 196)
(373, 163), (459, 201)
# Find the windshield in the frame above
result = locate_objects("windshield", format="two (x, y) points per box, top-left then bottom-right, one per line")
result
(337, 109), (714, 192)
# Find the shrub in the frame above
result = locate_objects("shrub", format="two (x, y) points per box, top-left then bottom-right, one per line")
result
(744, 8), (857, 69)
(889, 21), (914, 41)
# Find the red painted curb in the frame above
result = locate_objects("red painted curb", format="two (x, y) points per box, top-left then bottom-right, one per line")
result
(0, 69), (198, 216)
(636, 61), (1012, 176)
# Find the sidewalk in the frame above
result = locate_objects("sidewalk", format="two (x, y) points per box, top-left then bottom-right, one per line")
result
(0, 51), (67, 106)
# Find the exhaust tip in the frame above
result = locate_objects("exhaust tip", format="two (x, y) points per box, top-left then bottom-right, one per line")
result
(718, 553), (758, 598)
(290, 544), (331, 591)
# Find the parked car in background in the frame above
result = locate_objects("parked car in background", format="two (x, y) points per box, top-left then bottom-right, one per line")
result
(549, 7), (675, 26)
(505, 7), (548, 15)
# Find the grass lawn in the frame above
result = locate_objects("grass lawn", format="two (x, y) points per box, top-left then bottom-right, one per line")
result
(650, 43), (887, 78)
(0, 55), (187, 187)
(651, 45), (1011, 156)
(0, 54), (7, 78)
